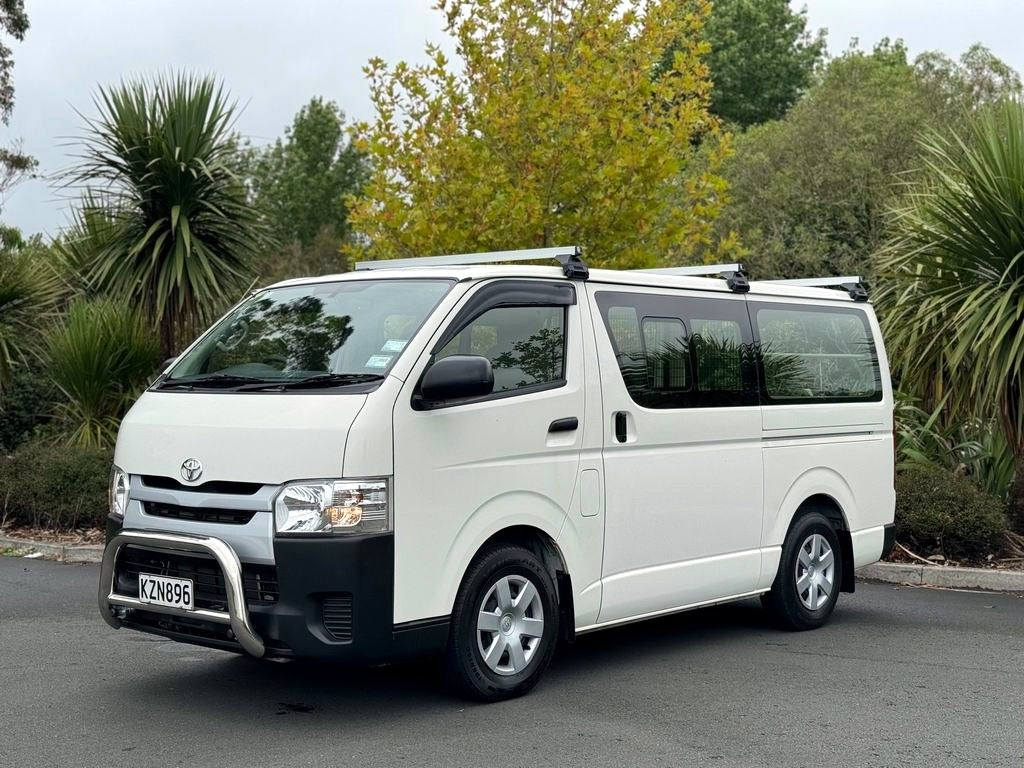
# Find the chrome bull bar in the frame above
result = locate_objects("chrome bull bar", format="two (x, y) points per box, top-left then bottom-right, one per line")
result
(98, 529), (266, 658)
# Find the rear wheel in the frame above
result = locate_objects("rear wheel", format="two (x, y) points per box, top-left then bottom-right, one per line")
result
(445, 545), (559, 702)
(762, 512), (843, 631)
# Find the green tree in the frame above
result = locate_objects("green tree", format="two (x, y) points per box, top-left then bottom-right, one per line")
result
(721, 41), (1020, 280)
(876, 100), (1024, 530)
(0, 228), (61, 390)
(348, 0), (734, 269)
(64, 73), (273, 357)
(0, 1), (35, 213)
(679, 0), (825, 128)
(244, 98), (369, 282)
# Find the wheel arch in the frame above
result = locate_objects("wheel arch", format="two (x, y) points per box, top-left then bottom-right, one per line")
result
(786, 493), (856, 593)
(467, 525), (576, 643)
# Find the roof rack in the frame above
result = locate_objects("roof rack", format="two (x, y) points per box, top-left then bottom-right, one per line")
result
(760, 275), (869, 302)
(354, 245), (589, 280)
(632, 263), (750, 293)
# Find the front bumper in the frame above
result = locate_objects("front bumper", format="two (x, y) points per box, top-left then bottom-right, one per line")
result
(98, 528), (448, 662)
(99, 529), (266, 656)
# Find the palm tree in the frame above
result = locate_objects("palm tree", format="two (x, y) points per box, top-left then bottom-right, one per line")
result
(65, 73), (273, 357)
(877, 99), (1024, 529)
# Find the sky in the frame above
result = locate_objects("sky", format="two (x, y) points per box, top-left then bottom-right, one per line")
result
(2, 0), (1022, 238)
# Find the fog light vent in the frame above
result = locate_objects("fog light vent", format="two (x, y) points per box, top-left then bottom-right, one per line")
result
(322, 593), (353, 642)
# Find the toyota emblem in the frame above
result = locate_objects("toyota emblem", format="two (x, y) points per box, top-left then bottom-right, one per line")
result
(180, 457), (203, 482)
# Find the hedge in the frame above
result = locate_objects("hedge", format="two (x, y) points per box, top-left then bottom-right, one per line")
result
(895, 464), (1008, 560)
(0, 440), (111, 530)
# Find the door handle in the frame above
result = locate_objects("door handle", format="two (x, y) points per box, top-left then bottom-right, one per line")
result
(614, 411), (628, 443)
(548, 417), (579, 433)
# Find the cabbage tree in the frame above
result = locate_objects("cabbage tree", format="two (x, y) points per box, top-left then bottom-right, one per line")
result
(877, 100), (1024, 528)
(65, 73), (272, 357)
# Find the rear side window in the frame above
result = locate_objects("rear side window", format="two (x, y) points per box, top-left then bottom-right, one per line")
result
(595, 291), (758, 408)
(436, 305), (566, 392)
(753, 305), (881, 403)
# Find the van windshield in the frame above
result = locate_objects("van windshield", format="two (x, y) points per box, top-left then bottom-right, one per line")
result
(159, 278), (453, 391)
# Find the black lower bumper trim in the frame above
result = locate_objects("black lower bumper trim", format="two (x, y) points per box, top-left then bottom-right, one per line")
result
(112, 532), (449, 664)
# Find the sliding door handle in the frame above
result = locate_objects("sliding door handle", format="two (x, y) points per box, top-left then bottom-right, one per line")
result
(548, 417), (579, 433)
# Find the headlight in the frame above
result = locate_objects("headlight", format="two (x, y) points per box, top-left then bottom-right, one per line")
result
(109, 467), (130, 517)
(274, 479), (390, 535)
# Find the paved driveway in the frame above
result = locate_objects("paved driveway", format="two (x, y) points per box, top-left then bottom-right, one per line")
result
(1, 557), (1021, 767)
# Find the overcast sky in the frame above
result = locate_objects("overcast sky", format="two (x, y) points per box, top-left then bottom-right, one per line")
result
(2, 0), (1022, 237)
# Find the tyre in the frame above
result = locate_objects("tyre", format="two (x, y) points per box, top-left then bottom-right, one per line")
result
(445, 544), (559, 702)
(762, 512), (843, 631)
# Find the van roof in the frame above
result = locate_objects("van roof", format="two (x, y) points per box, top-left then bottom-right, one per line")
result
(265, 264), (867, 304)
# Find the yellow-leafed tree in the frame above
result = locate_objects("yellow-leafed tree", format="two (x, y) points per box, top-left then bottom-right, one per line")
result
(347, 0), (734, 269)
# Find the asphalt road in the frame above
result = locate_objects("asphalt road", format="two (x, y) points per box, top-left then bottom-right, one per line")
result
(1, 557), (1022, 768)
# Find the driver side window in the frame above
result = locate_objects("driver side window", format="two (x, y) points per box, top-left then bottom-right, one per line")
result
(435, 306), (566, 393)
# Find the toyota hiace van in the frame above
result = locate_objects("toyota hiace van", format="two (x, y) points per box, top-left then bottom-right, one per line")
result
(99, 246), (895, 701)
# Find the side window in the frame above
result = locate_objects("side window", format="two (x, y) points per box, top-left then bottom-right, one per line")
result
(596, 291), (757, 408)
(435, 305), (566, 393)
(642, 318), (690, 391)
(754, 305), (881, 402)
(691, 318), (743, 393)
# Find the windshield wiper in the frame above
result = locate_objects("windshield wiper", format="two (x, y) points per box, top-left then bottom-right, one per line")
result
(157, 373), (270, 390)
(237, 373), (387, 391)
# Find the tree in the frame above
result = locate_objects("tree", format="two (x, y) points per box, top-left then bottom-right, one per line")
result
(0, 1), (35, 214)
(692, 0), (825, 128)
(348, 0), (733, 269)
(244, 98), (369, 282)
(64, 74), (273, 357)
(0, 228), (61, 391)
(876, 100), (1024, 531)
(720, 41), (1021, 280)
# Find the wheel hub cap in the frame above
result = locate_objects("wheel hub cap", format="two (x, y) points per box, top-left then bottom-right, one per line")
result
(476, 574), (545, 676)
(795, 533), (835, 611)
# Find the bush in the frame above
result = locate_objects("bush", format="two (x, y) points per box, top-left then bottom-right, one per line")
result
(895, 464), (1009, 560)
(45, 298), (160, 448)
(0, 439), (111, 530)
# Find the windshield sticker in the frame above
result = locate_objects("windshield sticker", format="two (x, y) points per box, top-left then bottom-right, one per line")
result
(381, 339), (408, 352)
(365, 355), (393, 369)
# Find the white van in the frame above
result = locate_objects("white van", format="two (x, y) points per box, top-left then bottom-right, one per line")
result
(98, 246), (895, 701)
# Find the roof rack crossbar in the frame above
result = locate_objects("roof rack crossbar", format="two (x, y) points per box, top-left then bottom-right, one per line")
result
(632, 263), (749, 293)
(354, 245), (588, 279)
(631, 263), (745, 277)
(761, 276), (869, 302)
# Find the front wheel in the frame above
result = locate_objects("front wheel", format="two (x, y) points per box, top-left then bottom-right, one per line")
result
(762, 512), (843, 631)
(444, 545), (559, 702)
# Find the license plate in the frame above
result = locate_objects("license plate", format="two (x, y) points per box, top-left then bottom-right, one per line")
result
(138, 573), (194, 611)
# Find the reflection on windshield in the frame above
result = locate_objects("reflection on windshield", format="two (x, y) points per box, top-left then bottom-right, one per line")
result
(213, 295), (354, 373)
(163, 279), (453, 389)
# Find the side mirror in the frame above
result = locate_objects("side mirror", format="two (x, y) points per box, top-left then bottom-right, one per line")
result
(420, 355), (494, 402)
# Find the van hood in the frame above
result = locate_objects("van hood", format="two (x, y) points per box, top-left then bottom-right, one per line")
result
(114, 391), (367, 485)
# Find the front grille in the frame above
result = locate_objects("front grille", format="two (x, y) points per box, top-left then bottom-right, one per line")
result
(143, 501), (256, 526)
(140, 475), (263, 495)
(115, 546), (279, 611)
(322, 594), (353, 642)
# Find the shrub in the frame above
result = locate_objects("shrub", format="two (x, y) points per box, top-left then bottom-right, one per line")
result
(45, 298), (160, 448)
(0, 440), (111, 530)
(895, 464), (1008, 560)
(0, 367), (58, 450)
